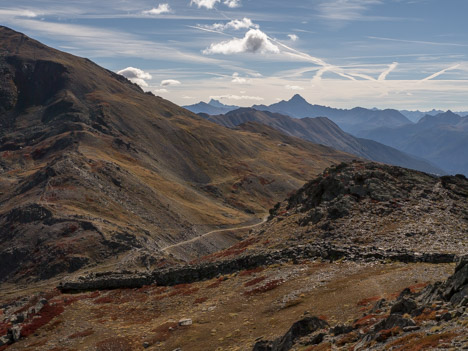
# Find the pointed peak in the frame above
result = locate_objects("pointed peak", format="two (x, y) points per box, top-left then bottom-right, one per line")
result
(289, 94), (308, 103)
(208, 99), (225, 107)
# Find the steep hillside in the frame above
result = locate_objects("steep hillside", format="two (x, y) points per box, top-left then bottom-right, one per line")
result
(253, 94), (412, 135)
(203, 108), (445, 175)
(358, 111), (468, 175)
(0, 26), (356, 282)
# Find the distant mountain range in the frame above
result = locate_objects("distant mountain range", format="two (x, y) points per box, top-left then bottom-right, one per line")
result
(358, 111), (468, 175)
(201, 108), (445, 175)
(399, 109), (468, 122)
(186, 95), (412, 135)
(183, 99), (238, 115)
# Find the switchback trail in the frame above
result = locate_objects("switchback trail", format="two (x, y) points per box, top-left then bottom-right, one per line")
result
(161, 215), (268, 251)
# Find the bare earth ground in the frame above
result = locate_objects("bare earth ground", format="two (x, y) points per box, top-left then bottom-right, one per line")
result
(1, 261), (454, 351)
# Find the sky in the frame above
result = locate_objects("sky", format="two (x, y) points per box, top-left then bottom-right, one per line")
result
(1, 0), (468, 110)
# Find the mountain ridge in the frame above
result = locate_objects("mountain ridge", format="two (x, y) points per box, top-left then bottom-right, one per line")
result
(0, 26), (357, 282)
(202, 107), (445, 175)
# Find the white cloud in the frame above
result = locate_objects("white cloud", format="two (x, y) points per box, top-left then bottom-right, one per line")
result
(142, 4), (171, 15)
(210, 94), (264, 101)
(285, 85), (304, 90)
(153, 88), (168, 93)
(190, 0), (220, 9)
(224, 0), (241, 8)
(161, 79), (182, 86)
(231, 72), (250, 84)
(117, 67), (152, 87)
(378, 62), (398, 81)
(318, 0), (382, 21)
(206, 18), (258, 31)
(288, 34), (298, 41)
(190, 0), (241, 9)
(0, 9), (39, 18)
(203, 29), (280, 55)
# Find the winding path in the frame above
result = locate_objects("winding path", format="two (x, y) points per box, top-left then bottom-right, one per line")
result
(161, 215), (268, 251)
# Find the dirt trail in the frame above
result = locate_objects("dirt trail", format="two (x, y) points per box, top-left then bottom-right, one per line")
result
(161, 215), (268, 251)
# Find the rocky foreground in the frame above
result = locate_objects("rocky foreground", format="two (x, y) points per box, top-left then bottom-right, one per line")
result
(1, 161), (467, 350)
(253, 257), (468, 350)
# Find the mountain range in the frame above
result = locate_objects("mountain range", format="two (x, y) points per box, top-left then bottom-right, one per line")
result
(0, 26), (357, 282)
(201, 108), (444, 175)
(358, 111), (468, 175)
(183, 99), (238, 115)
(185, 95), (413, 135)
(2, 25), (468, 351)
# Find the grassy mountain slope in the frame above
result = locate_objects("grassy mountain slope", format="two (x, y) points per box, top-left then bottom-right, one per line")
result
(0, 26), (356, 282)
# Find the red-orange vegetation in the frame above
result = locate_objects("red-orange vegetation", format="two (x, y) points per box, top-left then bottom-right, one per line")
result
(94, 295), (114, 304)
(353, 314), (382, 329)
(21, 302), (65, 337)
(206, 277), (226, 289)
(239, 267), (264, 276)
(244, 276), (266, 287)
(68, 328), (94, 339)
(243, 279), (283, 296)
(194, 297), (208, 304)
(413, 308), (437, 323)
(304, 342), (332, 351)
(389, 332), (458, 351)
(336, 332), (359, 346)
(0, 322), (11, 336)
(357, 296), (382, 307)
(174, 283), (192, 290)
(408, 282), (429, 293)
(182, 287), (199, 296)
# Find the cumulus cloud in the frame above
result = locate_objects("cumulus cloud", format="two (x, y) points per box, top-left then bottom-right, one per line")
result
(206, 18), (258, 31)
(117, 67), (152, 87)
(210, 94), (264, 101)
(190, 0), (241, 9)
(288, 34), (298, 41)
(142, 3), (172, 15)
(224, 0), (241, 8)
(190, 0), (220, 9)
(153, 88), (168, 94)
(231, 72), (250, 84)
(203, 29), (280, 55)
(161, 79), (181, 86)
(285, 85), (304, 90)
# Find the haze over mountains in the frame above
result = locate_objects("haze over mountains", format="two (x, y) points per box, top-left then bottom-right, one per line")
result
(202, 108), (444, 175)
(185, 95), (468, 176)
(358, 111), (468, 175)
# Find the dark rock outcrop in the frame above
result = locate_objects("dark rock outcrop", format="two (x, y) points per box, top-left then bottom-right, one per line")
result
(252, 317), (328, 351)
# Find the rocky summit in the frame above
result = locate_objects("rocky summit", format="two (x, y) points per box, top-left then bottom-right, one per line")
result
(254, 161), (468, 257)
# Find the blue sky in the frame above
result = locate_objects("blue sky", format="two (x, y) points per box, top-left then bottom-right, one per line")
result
(1, 0), (468, 110)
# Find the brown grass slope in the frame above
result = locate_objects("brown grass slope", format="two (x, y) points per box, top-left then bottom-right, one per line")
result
(0, 26), (356, 282)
